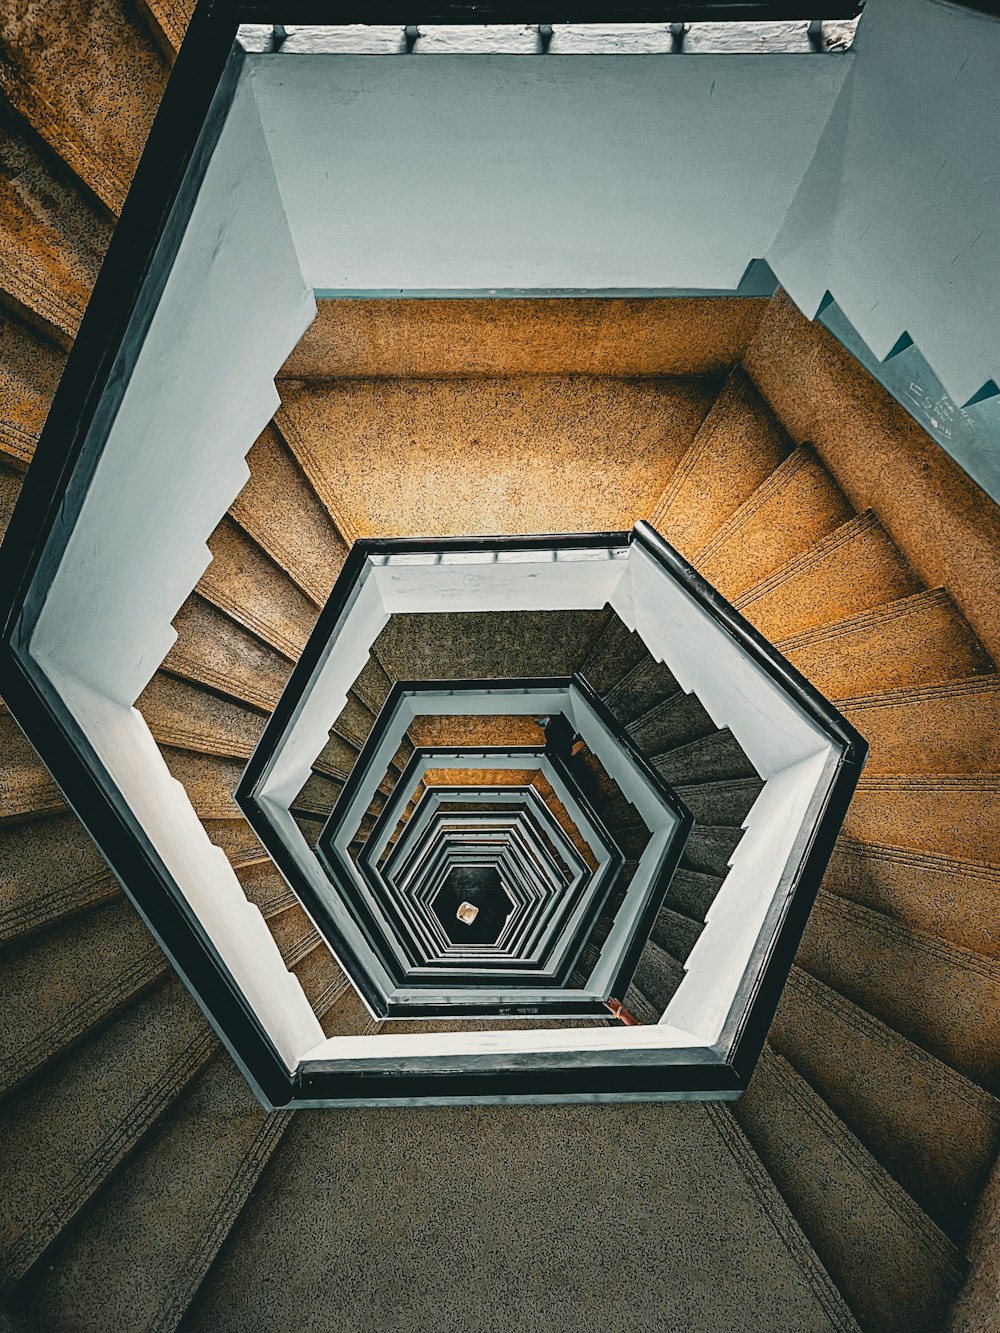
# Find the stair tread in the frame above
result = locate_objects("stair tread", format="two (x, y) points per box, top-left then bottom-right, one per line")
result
(649, 366), (790, 558)
(696, 445), (853, 602)
(229, 423), (349, 607)
(0, 980), (215, 1296)
(777, 587), (993, 696)
(198, 518), (316, 660)
(164, 593), (293, 712)
(737, 510), (920, 643)
(824, 836), (1000, 958)
(734, 1045), (965, 1333)
(799, 888), (1000, 1094)
(772, 965), (1000, 1241)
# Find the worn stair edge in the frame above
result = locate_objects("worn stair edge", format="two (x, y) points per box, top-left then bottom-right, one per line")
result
(734, 1045), (966, 1333)
(772, 965), (1000, 1241)
(706, 1102), (862, 1333)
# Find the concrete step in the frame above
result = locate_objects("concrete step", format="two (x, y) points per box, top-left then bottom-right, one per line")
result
(0, 979), (215, 1297)
(696, 445), (853, 603)
(845, 773), (999, 864)
(823, 837), (1000, 958)
(162, 749), (244, 820)
(350, 652), (396, 717)
(836, 676), (1000, 775)
(681, 824), (743, 878)
(649, 366), (790, 559)
(672, 776), (763, 827)
(0, 109), (111, 344)
(743, 290), (1000, 669)
(2, 953), (344, 1324)
(293, 812), (322, 851)
(137, 0), (191, 56)
(274, 375), (713, 540)
(279, 297), (763, 379)
(0, 811), (118, 945)
(653, 728), (759, 785)
(0, 897), (165, 1097)
(736, 510), (920, 643)
(602, 656), (681, 727)
(0, 0), (167, 216)
(628, 690), (717, 757)
(664, 867), (724, 922)
(375, 608), (605, 683)
(1, 865), (328, 1099)
(139, 673), (267, 761)
(201, 819), (269, 871)
(799, 890), (1000, 1095)
(629, 938), (684, 1014)
(771, 966), (1000, 1242)
(0, 457), (23, 542)
(579, 611), (645, 696)
(0, 715), (64, 824)
(734, 1045), (965, 1333)
(7, 1052), (291, 1333)
(164, 593), (294, 713)
(291, 770), (344, 821)
(331, 692), (378, 751)
(776, 588), (993, 696)
(0, 309), (65, 469)
(198, 518), (316, 661)
(229, 423), (350, 606)
(650, 906), (703, 965)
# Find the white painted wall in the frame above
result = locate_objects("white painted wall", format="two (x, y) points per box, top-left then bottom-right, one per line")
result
(769, 0), (1000, 406)
(26, 67), (324, 1072)
(248, 52), (848, 294)
(31, 71), (315, 704)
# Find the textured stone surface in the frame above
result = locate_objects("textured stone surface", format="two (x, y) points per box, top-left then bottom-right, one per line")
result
(136, 0), (195, 56)
(376, 610), (604, 681)
(0, 714), (63, 823)
(744, 291), (1000, 661)
(8, 1053), (288, 1333)
(823, 837), (1000, 959)
(799, 891), (1000, 1094)
(837, 677), (1000, 775)
(165, 594), (294, 712)
(0, 110), (111, 344)
(846, 775), (999, 864)
(407, 714), (545, 749)
(198, 519), (318, 660)
(0, 979), (214, 1296)
(736, 510), (920, 642)
(771, 966), (1000, 1240)
(0, 811), (117, 944)
(777, 589), (993, 697)
(0, 897), (164, 1097)
(161, 749), (244, 821)
(734, 1045), (964, 1333)
(696, 445), (853, 601)
(0, 459), (22, 544)
(138, 672), (267, 760)
(0, 0), (167, 214)
(0, 311), (64, 467)
(276, 376), (714, 538)
(280, 298), (764, 379)
(185, 1099), (854, 1333)
(229, 424), (350, 605)
(649, 366), (790, 556)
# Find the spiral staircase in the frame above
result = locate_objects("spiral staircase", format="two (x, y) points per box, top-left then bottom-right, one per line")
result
(2, 3), (1000, 1330)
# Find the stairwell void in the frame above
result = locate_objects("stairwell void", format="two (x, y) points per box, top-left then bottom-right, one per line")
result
(0, 10), (874, 1108)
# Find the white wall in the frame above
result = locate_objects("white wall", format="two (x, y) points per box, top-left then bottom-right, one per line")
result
(769, 0), (1000, 407)
(31, 71), (315, 705)
(248, 52), (848, 294)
